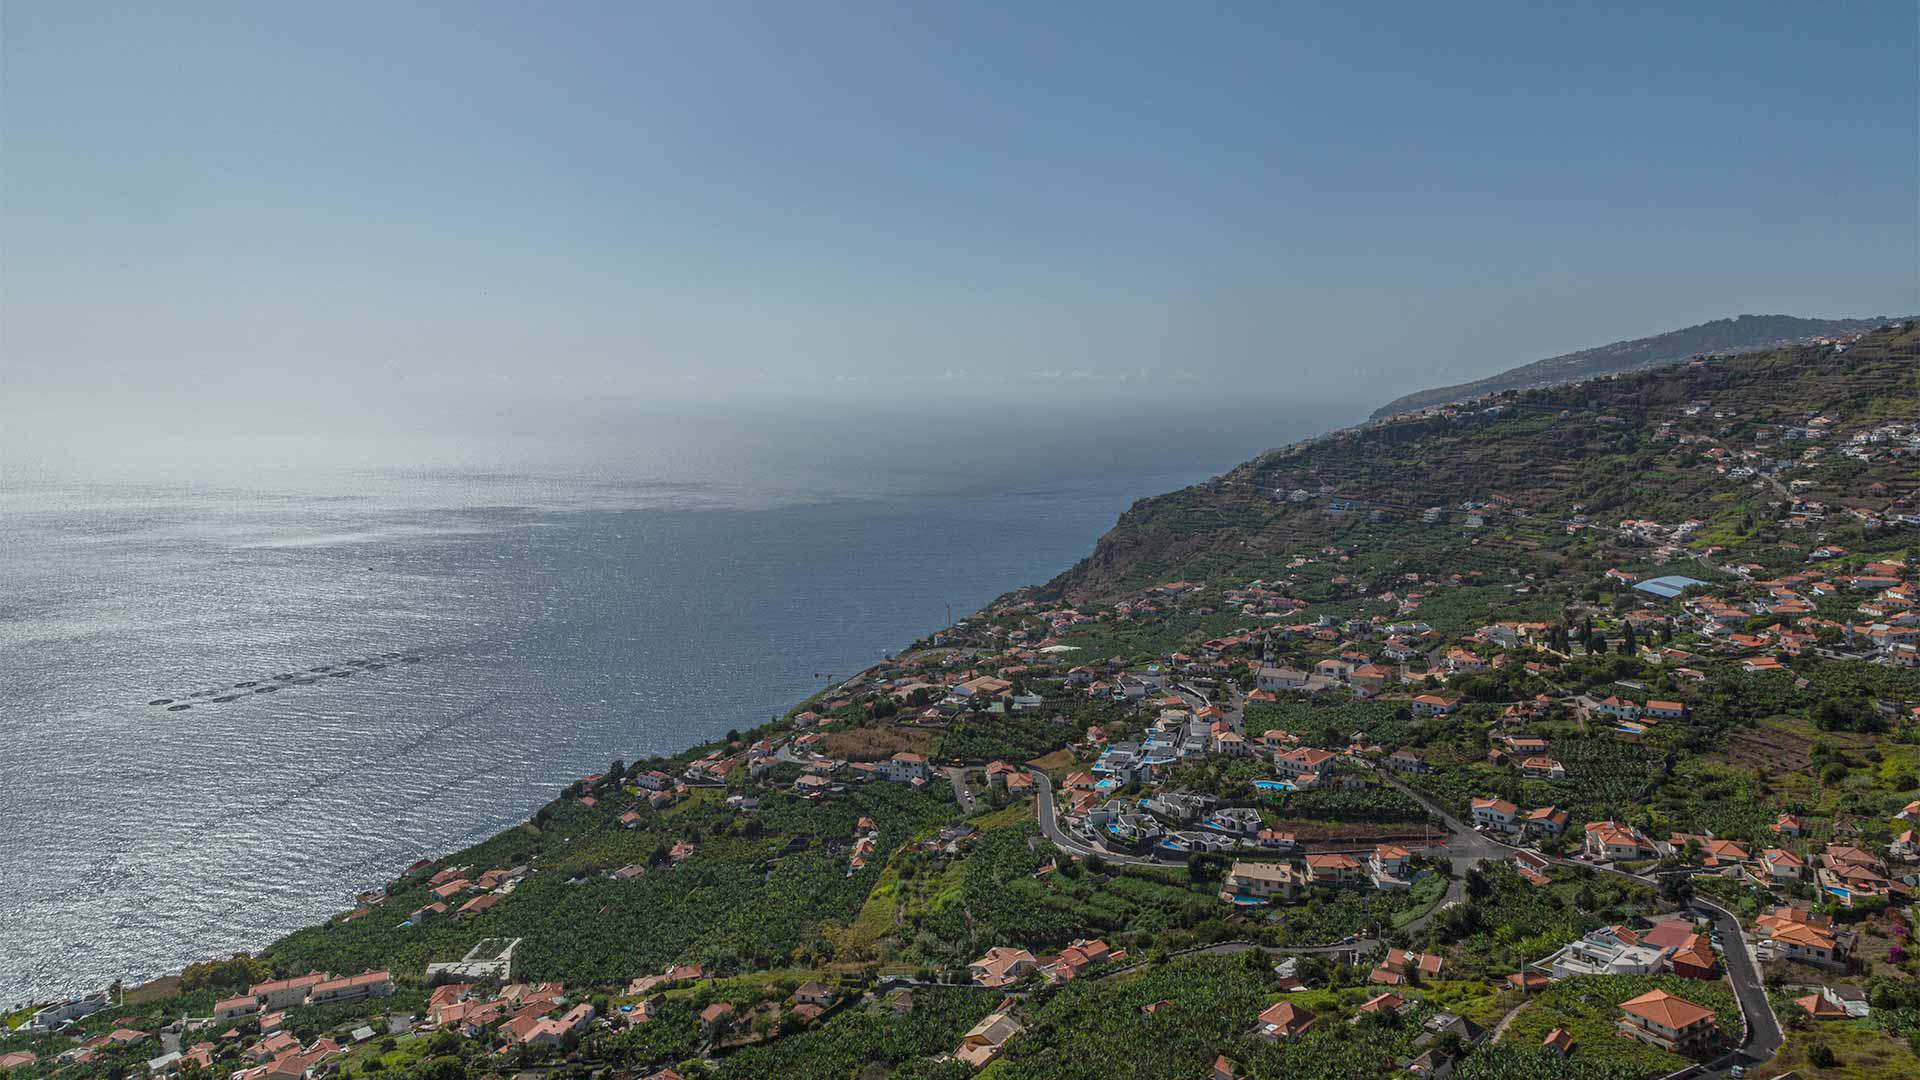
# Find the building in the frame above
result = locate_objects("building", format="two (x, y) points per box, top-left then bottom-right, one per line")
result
(1039, 939), (1113, 983)
(955, 1010), (1024, 1067)
(307, 971), (393, 1006)
(250, 974), (330, 1011)
(1256, 666), (1309, 692)
(1668, 935), (1719, 980)
(1255, 1001), (1315, 1039)
(1304, 853), (1364, 886)
(1756, 907), (1850, 969)
(26, 991), (112, 1031)
(214, 995), (262, 1022)
(1371, 844), (1412, 880)
(1385, 750), (1430, 774)
(1519, 755), (1566, 780)
(1590, 696), (1642, 720)
(1275, 747), (1336, 779)
(1470, 797), (1519, 834)
(1220, 860), (1301, 904)
(1370, 948), (1441, 985)
(1616, 990), (1717, 1055)
(1548, 930), (1665, 978)
(1762, 848), (1806, 882)
(1523, 805), (1569, 837)
(794, 981), (837, 1008)
(881, 752), (930, 783)
(969, 947), (1037, 988)
(1583, 821), (1655, 861)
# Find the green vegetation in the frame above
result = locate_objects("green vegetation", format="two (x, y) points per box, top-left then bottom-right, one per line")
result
(1502, 975), (1738, 1074)
(713, 987), (996, 1078)
(12, 322), (1920, 1079)
(265, 780), (960, 983)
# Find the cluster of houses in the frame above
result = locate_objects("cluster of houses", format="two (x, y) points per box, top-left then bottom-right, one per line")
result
(213, 971), (394, 1027)
(1469, 797), (1569, 840)
(967, 938), (1123, 991)
(403, 863), (527, 924)
(1539, 919), (1717, 982)
(421, 981), (594, 1050)
(1243, 990), (1533, 1079)
(1216, 842), (1426, 906)
(16, 971), (399, 1078)
(787, 745), (932, 800)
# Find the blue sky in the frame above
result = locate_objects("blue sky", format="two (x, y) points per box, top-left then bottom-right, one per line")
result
(3, 2), (1915, 467)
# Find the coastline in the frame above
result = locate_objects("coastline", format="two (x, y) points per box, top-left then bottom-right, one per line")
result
(3, 459), (1259, 1010)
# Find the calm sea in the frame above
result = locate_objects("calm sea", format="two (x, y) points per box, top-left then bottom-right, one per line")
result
(0, 406), (1332, 1006)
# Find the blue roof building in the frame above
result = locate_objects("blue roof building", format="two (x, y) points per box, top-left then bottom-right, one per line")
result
(1632, 575), (1708, 600)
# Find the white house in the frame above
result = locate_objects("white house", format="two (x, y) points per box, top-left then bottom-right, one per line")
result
(881, 752), (931, 783)
(1470, 797), (1519, 834)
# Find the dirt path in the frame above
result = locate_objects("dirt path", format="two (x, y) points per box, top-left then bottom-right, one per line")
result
(1488, 997), (1531, 1044)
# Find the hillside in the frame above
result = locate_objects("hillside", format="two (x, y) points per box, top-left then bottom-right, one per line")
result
(5, 320), (1920, 1080)
(1369, 314), (1898, 421)
(1046, 319), (1920, 604)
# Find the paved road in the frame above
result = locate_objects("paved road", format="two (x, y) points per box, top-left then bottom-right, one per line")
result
(1685, 895), (1784, 1078)
(1370, 768), (1514, 932)
(945, 766), (977, 813)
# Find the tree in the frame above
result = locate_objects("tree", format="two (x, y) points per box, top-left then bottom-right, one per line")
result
(1657, 873), (1693, 905)
(417, 1056), (467, 1080)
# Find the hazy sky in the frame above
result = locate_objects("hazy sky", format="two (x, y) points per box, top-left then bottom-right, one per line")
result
(4, 2), (1916, 471)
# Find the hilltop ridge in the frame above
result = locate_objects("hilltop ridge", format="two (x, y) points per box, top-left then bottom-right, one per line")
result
(1369, 314), (1898, 421)
(1044, 319), (1920, 604)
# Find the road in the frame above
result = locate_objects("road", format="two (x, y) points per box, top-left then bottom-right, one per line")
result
(1030, 771), (1177, 868)
(944, 766), (976, 813)
(1383, 773), (1783, 1071)
(1370, 768), (1515, 932)
(1684, 895), (1784, 1078)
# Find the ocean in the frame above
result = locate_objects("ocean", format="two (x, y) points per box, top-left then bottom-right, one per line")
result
(0, 405), (1334, 1007)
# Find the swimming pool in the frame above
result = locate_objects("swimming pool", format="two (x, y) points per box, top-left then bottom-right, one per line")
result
(1253, 779), (1296, 793)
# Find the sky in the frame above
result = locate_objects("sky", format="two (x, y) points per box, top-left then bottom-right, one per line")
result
(3, 2), (1916, 474)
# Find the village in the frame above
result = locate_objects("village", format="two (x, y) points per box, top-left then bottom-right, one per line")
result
(5, 326), (1920, 1080)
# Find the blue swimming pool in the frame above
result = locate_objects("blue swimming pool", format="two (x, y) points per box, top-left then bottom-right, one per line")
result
(1253, 779), (1296, 793)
